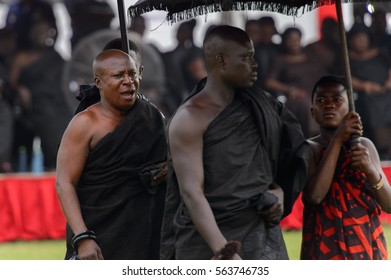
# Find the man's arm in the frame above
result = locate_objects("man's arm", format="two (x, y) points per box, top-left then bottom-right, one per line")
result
(304, 112), (362, 204)
(56, 112), (103, 259)
(303, 138), (342, 204)
(169, 108), (241, 259)
(351, 138), (391, 213)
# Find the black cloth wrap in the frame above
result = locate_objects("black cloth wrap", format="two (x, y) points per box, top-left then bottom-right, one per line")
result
(160, 79), (309, 260)
(65, 97), (167, 260)
(74, 84), (101, 115)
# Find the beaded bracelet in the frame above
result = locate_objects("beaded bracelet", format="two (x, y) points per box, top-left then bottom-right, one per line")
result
(371, 174), (384, 191)
(71, 230), (97, 250)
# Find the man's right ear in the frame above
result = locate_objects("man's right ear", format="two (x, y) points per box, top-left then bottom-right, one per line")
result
(138, 66), (144, 80)
(94, 76), (101, 89)
(216, 53), (225, 69)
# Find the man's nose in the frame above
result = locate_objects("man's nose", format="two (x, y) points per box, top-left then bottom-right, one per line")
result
(323, 99), (336, 108)
(251, 58), (258, 68)
(124, 73), (136, 83)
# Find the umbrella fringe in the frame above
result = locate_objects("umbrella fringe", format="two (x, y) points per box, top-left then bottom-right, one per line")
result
(128, 0), (365, 24)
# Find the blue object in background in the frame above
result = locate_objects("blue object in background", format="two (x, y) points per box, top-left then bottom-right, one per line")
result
(17, 145), (27, 172)
(31, 137), (44, 174)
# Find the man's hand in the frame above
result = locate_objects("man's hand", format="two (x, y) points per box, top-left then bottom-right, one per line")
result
(211, 240), (242, 260)
(76, 239), (104, 260)
(333, 111), (363, 144)
(260, 184), (284, 223)
(152, 161), (168, 182)
(350, 143), (376, 175)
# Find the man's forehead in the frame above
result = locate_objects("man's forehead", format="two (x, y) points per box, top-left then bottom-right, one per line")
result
(317, 82), (345, 90)
(102, 56), (137, 71)
(224, 39), (254, 53)
(315, 87), (347, 96)
(315, 82), (345, 93)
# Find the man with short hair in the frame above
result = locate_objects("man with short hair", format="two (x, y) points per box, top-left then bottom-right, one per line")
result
(301, 75), (391, 259)
(56, 49), (167, 260)
(161, 25), (309, 260)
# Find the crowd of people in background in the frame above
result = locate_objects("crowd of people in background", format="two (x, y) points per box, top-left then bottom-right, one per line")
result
(1, 0), (391, 173)
(0, 0), (390, 262)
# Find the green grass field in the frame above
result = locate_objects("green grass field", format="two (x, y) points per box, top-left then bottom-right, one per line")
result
(1, 225), (390, 260)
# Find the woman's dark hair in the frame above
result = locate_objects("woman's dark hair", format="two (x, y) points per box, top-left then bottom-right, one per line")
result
(281, 27), (302, 42)
(347, 22), (373, 46)
(280, 27), (302, 53)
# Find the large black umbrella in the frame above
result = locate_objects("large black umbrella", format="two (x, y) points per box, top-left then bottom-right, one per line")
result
(122, 0), (386, 144)
(117, 0), (382, 115)
(128, 0), (354, 23)
(121, 0), (380, 115)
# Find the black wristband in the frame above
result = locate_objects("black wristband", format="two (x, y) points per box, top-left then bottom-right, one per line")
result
(71, 230), (96, 250)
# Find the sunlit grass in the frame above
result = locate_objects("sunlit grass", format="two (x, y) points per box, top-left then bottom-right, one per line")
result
(0, 225), (390, 260)
(0, 239), (65, 260)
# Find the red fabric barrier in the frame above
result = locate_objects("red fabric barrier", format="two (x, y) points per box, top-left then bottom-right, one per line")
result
(0, 173), (66, 242)
(1, 167), (390, 242)
(281, 165), (391, 230)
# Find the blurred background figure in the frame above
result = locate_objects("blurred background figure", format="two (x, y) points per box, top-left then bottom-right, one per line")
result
(305, 17), (344, 75)
(180, 49), (207, 95)
(369, 9), (391, 57)
(265, 26), (327, 138)
(5, 0), (56, 51)
(64, 0), (115, 52)
(348, 22), (391, 161)
(129, 13), (146, 37)
(128, 15), (167, 116)
(162, 19), (204, 117)
(245, 19), (263, 47)
(0, 27), (17, 173)
(9, 13), (72, 171)
(246, 16), (280, 89)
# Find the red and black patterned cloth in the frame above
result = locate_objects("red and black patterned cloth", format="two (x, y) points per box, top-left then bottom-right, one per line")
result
(301, 145), (388, 260)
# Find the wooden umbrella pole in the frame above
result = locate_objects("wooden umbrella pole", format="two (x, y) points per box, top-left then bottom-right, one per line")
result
(336, 0), (360, 144)
(335, 0), (355, 112)
(117, 0), (130, 54)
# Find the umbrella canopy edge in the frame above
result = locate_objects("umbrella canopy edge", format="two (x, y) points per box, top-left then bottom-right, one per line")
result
(127, 0), (369, 24)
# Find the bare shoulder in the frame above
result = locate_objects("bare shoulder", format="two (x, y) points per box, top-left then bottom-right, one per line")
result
(307, 137), (322, 154)
(169, 94), (221, 139)
(359, 137), (376, 149)
(69, 107), (98, 132)
(307, 136), (323, 168)
(62, 105), (106, 149)
(169, 103), (207, 142)
(358, 137), (381, 163)
(359, 137), (379, 156)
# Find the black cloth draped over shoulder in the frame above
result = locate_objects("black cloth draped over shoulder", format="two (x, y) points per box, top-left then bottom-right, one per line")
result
(65, 97), (167, 260)
(242, 84), (310, 217)
(160, 79), (309, 260)
(74, 83), (101, 115)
